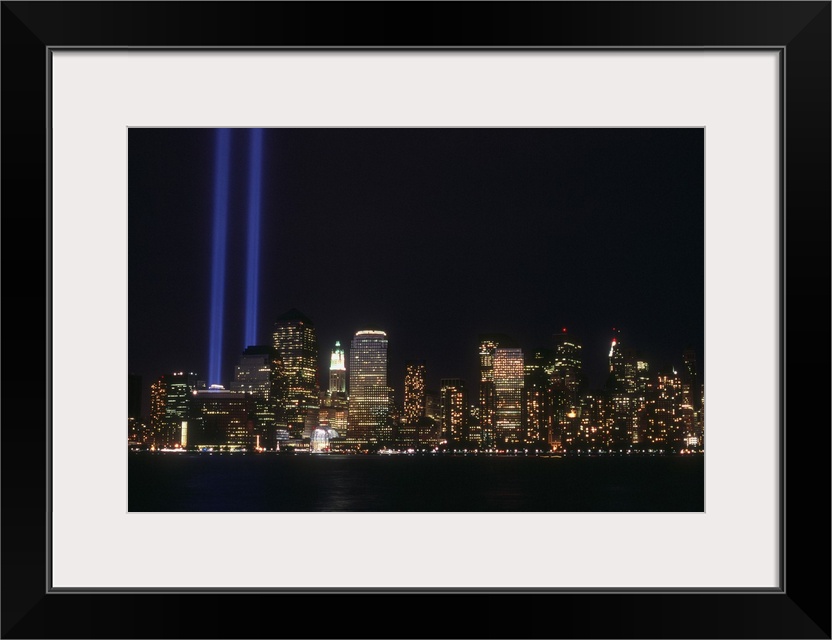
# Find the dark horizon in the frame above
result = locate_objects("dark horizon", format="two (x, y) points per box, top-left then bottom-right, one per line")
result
(129, 127), (704, 415)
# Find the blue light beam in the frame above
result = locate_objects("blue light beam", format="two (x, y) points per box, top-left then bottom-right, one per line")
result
(244, 128), (264, 347)
(208, 128), (231, 386)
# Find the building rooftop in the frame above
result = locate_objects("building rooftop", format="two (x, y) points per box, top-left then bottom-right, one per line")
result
(274, 308), (314, 325)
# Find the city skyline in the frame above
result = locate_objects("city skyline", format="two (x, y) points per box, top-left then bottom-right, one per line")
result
(129, 127), (704, 419)
(133, 315), (703, 453)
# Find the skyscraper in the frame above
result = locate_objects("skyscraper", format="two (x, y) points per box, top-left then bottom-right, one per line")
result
(230, 345), (273, 448)
(638, 368), (685, 449)
(319, 340), (349, 440)
(523, 349), (555, 445)
(348, 330), (389, 445)
(403, 360), (426, 425)
(493, 347), (524, 445)
(149, 371), (201, 448)
(553, 328), (583, 393)
(271, 309), (320, 439)
(609, 329), (625, 380)
(605, 330), (640, 446)
(400, 360), (426, 447)
(329, 341), (347, 397)
(440, 378), (467, 444)
(478, 334), (516, 448)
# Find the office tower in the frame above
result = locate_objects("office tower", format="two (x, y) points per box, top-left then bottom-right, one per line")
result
(524, 349), (555, 445)
(271, 308), (320, 439)
(319, 341), (349, 441)
(231, 345), (273, 448)
(403, 360), (426, 424)
(466, 405), (482, 446)
(413, 388), (441, 447)
(552, 328), (583, 394)
(329, 341), (347, 397)
(348, 330), (389, 444)
(493, 347), (524, 445)
(637, 368), (685, 449)
(399, 361), (426, 447)
(440, 378), (467, 444)
(575, 392), (605, 449)
(636, 360), (651, 396)
(604, 331), (640, 447)
(608, 329), (626, 381)
(189, 387), (254, 450)
(478, 334), (516, 448)
(149, 371), (200, 448)
(607, 390), (635, 448)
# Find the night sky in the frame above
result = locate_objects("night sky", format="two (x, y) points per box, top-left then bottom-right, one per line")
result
(129, 128), (704, 416)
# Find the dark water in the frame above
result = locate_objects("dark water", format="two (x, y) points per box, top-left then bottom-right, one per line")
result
(129, 453), (704, 512)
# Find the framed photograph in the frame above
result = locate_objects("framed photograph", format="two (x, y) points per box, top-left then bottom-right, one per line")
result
(3, 2), (829, 638)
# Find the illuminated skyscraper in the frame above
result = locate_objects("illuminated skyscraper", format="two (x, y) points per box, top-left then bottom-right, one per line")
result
(478, 334), (516, 448)
(329, 341), (347, 396)
(637, 368), (685, 449)
(348, 330), (389, 444)
(523, 349), (555, 445)
(605, 330), (640, 446)
(271, 309), (320, 439)
(399, 360), (426, 446)
(319, 340), (349, 442)
(149, 372), (201, 448)
(553, 328), (583, 393)
(403, 360), (426, 425)
(440, 378), (467, 444)
(609, 329), (625, 379)
(493, 347), (524, 445)
(231, 345), (272, 448)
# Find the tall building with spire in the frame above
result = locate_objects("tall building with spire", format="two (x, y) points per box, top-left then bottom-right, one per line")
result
(329, 341), (347, 396)
(319, 340), (348, 439)
(348, 330), (389, 445)
(271, 308), (320, 439)
(609, 328), (625, 381)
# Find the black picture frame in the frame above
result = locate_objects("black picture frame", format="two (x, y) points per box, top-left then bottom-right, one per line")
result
(2, 2), (829, 638)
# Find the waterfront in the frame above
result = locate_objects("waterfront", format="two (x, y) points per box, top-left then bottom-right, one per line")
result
(128, 452), (704, 512)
